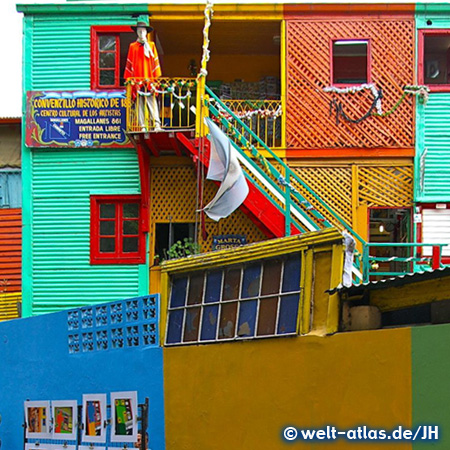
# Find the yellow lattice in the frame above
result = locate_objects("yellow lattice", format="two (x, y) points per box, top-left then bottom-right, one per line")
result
(292, 166), (353, 227)
(150, 161), (267, 255)
(358, 166), (413, 207)
(288, 163), (413, 230)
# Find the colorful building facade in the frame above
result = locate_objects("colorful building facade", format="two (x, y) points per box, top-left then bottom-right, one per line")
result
(16, 1), (448, 315)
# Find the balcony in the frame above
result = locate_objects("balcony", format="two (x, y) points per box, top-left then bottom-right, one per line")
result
(125, 77), (283, 150)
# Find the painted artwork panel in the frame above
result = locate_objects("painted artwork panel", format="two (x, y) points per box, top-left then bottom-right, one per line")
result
(24, 401), (51, 439)
(52, 400), (77, 441)
(82, 394), (107, 443)
(26, 91), (131, 148)
(110, 391), (138, 443)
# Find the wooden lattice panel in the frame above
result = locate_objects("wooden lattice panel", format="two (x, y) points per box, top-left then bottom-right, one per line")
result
(292, 166), (353, 228)
(150, 163), (267, 253)
(286, 18), (414, 149)
(358, 166), (413, 207)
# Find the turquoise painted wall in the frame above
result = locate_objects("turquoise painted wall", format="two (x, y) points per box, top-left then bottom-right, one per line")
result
(21, 10), (150, 315)
(30, 148), (147, 315)
(415, 8), (450, 202)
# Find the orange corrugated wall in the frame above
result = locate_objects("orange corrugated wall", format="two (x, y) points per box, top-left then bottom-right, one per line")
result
(0, 209), (21, 293)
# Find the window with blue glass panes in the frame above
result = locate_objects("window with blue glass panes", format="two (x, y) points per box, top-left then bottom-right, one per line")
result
(165, 253), (301, 345)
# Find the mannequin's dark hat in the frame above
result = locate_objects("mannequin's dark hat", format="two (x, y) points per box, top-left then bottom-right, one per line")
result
(131, 20), (153, 32)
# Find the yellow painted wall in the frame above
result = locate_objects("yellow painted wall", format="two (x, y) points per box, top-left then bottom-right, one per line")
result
(164, 328), (412, 450)
(162, 54), (280, 82)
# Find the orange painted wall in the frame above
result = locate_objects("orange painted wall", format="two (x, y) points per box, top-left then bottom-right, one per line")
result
(164, 328), (412, 450)
(0, 209), (21, 293)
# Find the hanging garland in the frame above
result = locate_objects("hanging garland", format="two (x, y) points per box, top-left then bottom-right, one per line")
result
(324, 83), (429, 124)
(197, 0), (214, 80)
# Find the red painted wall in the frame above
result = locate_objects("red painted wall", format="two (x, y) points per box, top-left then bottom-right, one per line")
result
(0, 209), (21, 293)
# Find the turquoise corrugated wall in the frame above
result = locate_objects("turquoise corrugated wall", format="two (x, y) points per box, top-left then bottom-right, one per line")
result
(30, 14), (137, 90)
(22, 12), (149, 315)
(415, 95), (450, 202)
(30, 149), (144, 315)
(415, 10), (450, 202)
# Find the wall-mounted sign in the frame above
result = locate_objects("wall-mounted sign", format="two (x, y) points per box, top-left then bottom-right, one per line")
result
(26, 91), (131, 148)
(212, 234), (247, 251)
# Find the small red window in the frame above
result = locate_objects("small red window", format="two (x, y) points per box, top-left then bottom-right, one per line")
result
(418, 30), (450, 92)
(331, 39), (370, 86)
(91, 26), (135, 89)
(90, 195), (145, 264)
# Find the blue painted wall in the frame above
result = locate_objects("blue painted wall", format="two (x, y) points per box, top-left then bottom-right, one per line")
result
(0, 306), (165, 449)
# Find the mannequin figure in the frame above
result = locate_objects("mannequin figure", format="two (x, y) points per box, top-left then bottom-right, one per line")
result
(124, 20), (162, 131)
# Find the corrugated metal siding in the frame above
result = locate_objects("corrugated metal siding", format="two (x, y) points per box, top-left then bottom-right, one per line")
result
(31, 15), (136, 90)
(0, 208), (21, 293)
(0, 292), (21, 321)
(422, 208), (450, 257)
(417, 94), (450, 202)
(31, 148), (142, 315)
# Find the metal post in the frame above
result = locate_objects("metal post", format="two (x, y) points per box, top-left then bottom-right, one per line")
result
(284, 169), (291, 236)
(432, 245), (441, 270)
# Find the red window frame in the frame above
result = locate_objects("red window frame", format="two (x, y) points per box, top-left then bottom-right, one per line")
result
(90, 195), (145, 265)
(418, 29), (450, 92)
(416, 203), (450, 264)
(90, 26), (132, 90)
(330, 38), (371, 87)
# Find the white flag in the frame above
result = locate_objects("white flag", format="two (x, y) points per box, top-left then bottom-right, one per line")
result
(203, 117), (249, 221)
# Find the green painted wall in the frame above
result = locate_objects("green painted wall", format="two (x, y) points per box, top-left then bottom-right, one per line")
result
(21, 11), (150, 315)
(412, 324), (450, 449)
(29, 148), (147, 315)
(415, 9), (450, 202)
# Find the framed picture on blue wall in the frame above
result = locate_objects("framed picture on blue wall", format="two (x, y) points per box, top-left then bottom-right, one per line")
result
(82, 393), (107, 443)
(110, 391), (138, 443)
(51, 400), (77, 441)
(24, 400), (51, 439)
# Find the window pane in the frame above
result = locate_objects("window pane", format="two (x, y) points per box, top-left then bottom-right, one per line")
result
(166, 309), (184, 344)
(100, 221), (115, 236)
(257, 297), (278, 336)
(123, 237), (138, 253)
(205, 271), (222, 303)
(123, 203), (139, 218)
(282, 254), (301, 292)
(200, 305), (219, 341)
(170, 277), (188, 308)
(218, 302), (238, 339)
(99, 52), (116, 69)
(332, 40), (368, 84)
(424, 35), (450, 85)
(183, 307), (201, 342)
(277, 294), (299, 335)
(100, 70), (115, 86)
(187, 274), (204, 305)
(123, 220), (138, 236)
(261, 259), (282, 295)
(241, 264), (261, 298)
(100, 237), (115, 253)
(99, 35), (116, 51)
(237, 300), (257, 337)
(223, 268), (241, 301)
(100, 203), (115, 219)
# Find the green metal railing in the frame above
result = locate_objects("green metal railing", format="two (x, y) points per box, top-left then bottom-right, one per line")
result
(204, 85), (366, 282)
(203, 86), (448, 284)
(363, 242), (447, 281)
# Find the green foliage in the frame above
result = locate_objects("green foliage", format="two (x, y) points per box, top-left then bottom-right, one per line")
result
(166, 237), (200, 260)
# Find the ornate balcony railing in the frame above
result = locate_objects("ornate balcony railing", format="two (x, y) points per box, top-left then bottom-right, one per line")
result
(221, 99), (283, 150)
(126, 77), (197, 133)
